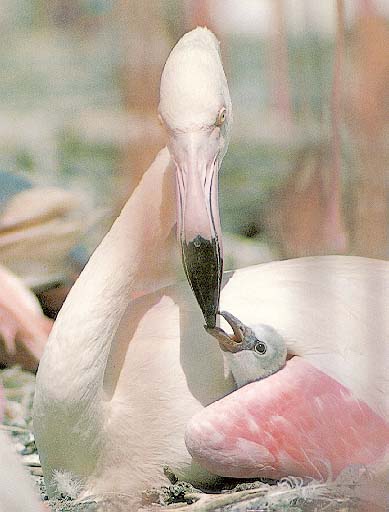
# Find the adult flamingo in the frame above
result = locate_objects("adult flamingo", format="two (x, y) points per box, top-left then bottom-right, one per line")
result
(34, 28), (233, 506)
(34, 27), (389, 509)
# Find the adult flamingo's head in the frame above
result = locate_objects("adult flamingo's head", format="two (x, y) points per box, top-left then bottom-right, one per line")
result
(159, 28), (232, 328)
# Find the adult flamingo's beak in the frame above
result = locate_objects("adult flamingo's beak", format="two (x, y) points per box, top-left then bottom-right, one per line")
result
(173, 131), (223, 328)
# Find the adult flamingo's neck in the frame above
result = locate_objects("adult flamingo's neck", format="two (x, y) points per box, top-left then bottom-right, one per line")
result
(34, 148), (175, 486)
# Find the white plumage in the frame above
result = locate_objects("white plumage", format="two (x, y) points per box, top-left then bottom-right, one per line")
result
(0, 432), (42, 512)
(221, 256), (389, 420)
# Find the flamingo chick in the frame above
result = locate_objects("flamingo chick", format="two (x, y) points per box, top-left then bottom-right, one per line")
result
(187, 294), (389, 489)
(207, 310), (287, 387)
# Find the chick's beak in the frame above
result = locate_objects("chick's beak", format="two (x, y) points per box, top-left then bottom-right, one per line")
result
(173, 131), (223, 328)
(205, 311), (255, 353)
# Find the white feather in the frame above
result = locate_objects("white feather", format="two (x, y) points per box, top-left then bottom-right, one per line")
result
(221, 256), (389, 419)
(0, 432), (41, 512)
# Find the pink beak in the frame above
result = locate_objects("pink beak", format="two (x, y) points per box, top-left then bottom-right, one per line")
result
(174, 131), (223, 328)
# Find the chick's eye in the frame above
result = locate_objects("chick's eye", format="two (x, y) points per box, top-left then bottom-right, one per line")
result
(254, 341), (267, 355)
(216, 107), (226, 127)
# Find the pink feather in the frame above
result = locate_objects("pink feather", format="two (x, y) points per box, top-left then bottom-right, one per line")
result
(0, 264), (52, 369)
(186, 357), (389, 480)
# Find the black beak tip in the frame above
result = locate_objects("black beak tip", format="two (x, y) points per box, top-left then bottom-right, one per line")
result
(181, 235), (222, 332)
(204, 315), (217, 329)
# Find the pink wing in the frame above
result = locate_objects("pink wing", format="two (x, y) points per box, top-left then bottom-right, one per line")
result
(0, 265), (52, 370)
(186, 357), (389, 480)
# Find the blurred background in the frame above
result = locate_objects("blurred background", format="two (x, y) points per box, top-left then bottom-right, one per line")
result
(0, 0), (388, 334)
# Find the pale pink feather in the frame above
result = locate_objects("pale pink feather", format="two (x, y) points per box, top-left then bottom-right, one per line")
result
(0, 264), (52, 369)
(186, 357), (389, 480)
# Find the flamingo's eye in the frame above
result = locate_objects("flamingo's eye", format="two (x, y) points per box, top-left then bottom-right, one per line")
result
(254, 341), (267, 355)
(215, 107), (226, 127)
